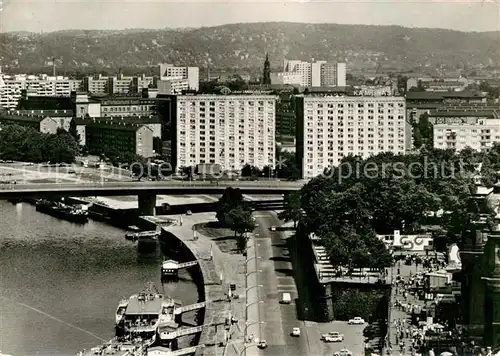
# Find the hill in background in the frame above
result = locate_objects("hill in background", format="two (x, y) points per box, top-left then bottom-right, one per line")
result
(1, 22), (499, 75)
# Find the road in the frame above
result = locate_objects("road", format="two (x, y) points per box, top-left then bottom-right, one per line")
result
(246, 211), (366, 356)
(247, 211), (308, 356)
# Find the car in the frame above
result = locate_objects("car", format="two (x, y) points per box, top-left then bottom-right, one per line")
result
(270, 226), (276, 231)
(348, 317), (365, 325)
(321, 331), (344, 342)
(186, 210), (192, 215)
(334, 349), (353, 356)
(291, 327), (301, 336)
(257, 340), (268, 349)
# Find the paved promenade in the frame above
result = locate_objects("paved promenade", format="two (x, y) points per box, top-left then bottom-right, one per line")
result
(161, 212), (248, 356)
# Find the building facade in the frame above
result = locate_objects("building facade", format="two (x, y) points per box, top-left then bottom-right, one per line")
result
(282, 60), (347, 87)
(159, 63), (199, 92)
(84, 121), (155, 158)
(296, 95), (407, 179)
(0, 74), (82, 109)
(0, 113), (66, 134)
(173, 94), (276, 172)
(431, 111), (500, 152)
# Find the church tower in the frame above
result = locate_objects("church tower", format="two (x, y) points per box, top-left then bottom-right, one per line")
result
(262, 53), (271, 85)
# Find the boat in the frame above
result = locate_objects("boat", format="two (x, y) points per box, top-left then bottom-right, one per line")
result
(35, 199), (89, 223)
(125, 230), (160, 241)
(115, 282), (179, 339)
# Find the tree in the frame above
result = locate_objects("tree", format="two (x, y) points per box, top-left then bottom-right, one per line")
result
(276, 151), (300, 180)
(241, 164), (261, 178)
(226, 207), (256, 252)
(278, 191), (302, 228)
(0, 124), (78, 163)
(179, 166), (194, 180)
(262, 165), (273, 179)
(216, 188), (248, 227)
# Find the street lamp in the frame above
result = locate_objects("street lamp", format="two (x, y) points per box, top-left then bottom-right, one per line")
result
(245, 256), (261, 264)
(245, 270), (262, 277)
(239, 343), (258, 355)
(245, 284), (263, 293)
(245, 300), (264, 309)
(244, 321), (264, 334)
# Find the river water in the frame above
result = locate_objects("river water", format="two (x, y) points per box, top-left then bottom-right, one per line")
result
(0, 201), (198, 356)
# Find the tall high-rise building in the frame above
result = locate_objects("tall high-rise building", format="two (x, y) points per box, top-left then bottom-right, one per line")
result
(296, 95), (408, 179)
(262, 53), (271, 85)
(172, 94), (277, 172)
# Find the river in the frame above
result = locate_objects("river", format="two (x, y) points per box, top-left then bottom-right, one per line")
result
(0, 201), (199, 356)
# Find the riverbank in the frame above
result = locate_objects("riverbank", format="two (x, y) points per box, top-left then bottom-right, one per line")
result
(142, 213), (247, 356)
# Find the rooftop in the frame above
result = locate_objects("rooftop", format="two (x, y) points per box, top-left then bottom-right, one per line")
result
(406, 91), (486, 101)
(125, 295), (164, 315)
(0, 114), (44, 123)
(13, 109), (74, 117)
(428, 110), (498, 117)
(84, 121), (151, 131)
(74, 115), (161, 125)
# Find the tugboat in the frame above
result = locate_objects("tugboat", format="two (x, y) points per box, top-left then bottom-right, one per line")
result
(35, 199), (89, 223)
(115, 282), (179, 339)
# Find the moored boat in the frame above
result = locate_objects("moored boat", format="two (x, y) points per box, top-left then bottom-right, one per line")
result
(35, 199), (89, 223)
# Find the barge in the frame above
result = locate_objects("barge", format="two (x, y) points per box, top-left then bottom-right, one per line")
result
(35, 199), (89, 224)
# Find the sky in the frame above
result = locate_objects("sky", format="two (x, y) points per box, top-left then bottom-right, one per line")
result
(1, 0), (499, 33)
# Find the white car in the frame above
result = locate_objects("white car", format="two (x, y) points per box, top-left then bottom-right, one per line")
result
(257, 340), (267, 349)
(291, 327), (301, 336)
(348, 317), (365, 325)
(270, 226), (276, 231)
(321, 331), (344, 342)
(334, 349), (353, 356)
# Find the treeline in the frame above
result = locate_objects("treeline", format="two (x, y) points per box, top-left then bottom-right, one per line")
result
(0, 124), (79, 163)
(279, 145), (500, 269)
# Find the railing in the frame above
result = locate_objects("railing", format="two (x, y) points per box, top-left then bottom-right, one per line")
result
(0, 180), (304, 191)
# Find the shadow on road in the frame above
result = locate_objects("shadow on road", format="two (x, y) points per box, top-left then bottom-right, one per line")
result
(270, 256), (291, 262)
(275, 268), (294, 276)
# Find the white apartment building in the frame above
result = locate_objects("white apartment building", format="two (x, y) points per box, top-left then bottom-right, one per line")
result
(159, 63), (199, 92)
(270, 72), (303, 86)
(0, 74), (82, 109)
(297, 96), (407, 179)
(175, 95), (276, 172)
(282, 60), (347, 87)
(432, 112), (500, 152)
(157, 78), (191, 95)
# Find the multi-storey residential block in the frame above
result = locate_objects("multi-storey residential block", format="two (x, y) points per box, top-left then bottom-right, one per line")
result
(74, 94), (157, 119)
(296, 95), (408, 179)
(0, 74), (82, 109)
(159, 63), (199, 92)
(270, 72), (303, 86)
(83, 74), (157, 95)
(281, 60), (347, 87)
(157, 79), (191, 95)
(172, 94), (276, 173)
(74, 116), (161, 147)
(431, 110), (500, 152)
(83, 120), (155, 158)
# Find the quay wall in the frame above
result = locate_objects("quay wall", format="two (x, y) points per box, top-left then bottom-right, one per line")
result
(140, 217), (224, 356)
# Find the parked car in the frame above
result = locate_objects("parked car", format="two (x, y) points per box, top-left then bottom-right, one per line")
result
(280, 292), (292, 304)
(257, 340), (268, 349)
(291, 327), (301, 337)
(321, 331), (344, 342)
(334, 349), (353, 356)
(348, 317), (365, 325)
(270, 226), (276, 231)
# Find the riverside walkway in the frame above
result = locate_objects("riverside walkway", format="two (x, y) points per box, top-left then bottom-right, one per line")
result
(145, 212), (248, 356)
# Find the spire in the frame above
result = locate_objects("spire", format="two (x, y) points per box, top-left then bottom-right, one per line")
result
(262, 52), (271, 85)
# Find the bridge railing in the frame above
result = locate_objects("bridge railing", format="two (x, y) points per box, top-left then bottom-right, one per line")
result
(0, 180), (305, 190)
